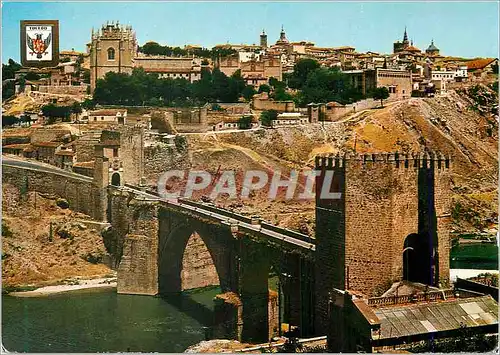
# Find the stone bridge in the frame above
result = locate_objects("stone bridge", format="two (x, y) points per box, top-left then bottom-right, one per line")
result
(108, 184), (316, 342)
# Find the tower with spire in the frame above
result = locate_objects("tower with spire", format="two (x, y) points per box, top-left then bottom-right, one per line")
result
(260, 29), (267, 48)
(403, 27), (409, 46)
(393, 26), (411, 53)
(276, 25), (289, 45)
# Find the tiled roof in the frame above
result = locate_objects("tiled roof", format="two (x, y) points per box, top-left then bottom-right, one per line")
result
(406, 45), (422, 52)
(55, 150), (75, 156)
(2, 143), (32, 150)
(89, 110), (126, 116)
(73, 161), (94, 168)
(144, 68), (200, 74)
(372, 295), (498, 340)
(32, 141), (61, 148)
(60, 50), (84, 56)
(465, 58), (497, 70)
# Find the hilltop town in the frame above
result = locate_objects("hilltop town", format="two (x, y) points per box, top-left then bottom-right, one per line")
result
(2, 21), (499, 353)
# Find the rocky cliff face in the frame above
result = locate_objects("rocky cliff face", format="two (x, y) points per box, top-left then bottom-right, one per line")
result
(2, 187), (112, 289)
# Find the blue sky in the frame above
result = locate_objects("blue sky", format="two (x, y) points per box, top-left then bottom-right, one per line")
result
(2, 1), (499, 63)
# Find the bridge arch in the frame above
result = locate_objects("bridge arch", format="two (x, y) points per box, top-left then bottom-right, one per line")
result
(157, 212), (237, 295)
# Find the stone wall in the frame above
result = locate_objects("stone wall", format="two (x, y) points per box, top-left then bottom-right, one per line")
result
(253, 96), (295, 112)
(2, 164), (106, 221)
(31, 128), (73, 143)
(74, 131), (102, 162)
(143, 134), (189, 186)
(344, 156), (419, 295)
(37, 85), (88, 95)
(118, 125), (144, 185)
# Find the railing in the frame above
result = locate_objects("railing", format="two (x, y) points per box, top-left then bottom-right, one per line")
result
(367, 289), (455, 307)
(117, 184), (315, 251)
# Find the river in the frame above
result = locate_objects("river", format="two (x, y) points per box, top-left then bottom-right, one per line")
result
(2, 286), (220, 353)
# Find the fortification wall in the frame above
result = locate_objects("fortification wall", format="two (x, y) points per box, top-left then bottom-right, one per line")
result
(117, 200), (159, 295)
(343, 154), (419, 295)
(2, 164), (106, 221)
(74, 131), (101, 162)
(253, 97), (295, 112)
(37, 85), (88, 95)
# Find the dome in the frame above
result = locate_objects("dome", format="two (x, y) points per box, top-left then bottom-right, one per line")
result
(426, 40), (439, 52)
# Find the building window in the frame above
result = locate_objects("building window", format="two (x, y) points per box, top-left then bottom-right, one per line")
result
(107, 47), (115, 60)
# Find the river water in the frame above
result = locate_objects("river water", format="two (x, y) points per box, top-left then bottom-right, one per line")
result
(2, 287), (220, 353)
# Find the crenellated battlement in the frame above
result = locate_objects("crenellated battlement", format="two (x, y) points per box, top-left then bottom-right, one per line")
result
(314, 151), (451, 170)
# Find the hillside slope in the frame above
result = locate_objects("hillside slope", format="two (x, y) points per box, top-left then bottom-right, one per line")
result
(185, 86), (498, 234)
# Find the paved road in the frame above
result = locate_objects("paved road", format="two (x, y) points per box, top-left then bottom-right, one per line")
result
(2, 156), (93, 182)
(117, 185), (316, 251)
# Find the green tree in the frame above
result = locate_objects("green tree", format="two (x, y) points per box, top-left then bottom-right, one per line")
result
(491, 62), (499, 74)
(81, 98), (96, 110)
(260, 110), (278, 127)
(82, 70), (91, 84)
(289, 58), (321, 89)
(273, 86), (293, 101)
(24, 72), (40, 80)
(2, 81), (16, 101)
(2, 115), (18, 127)
(71, 102), (82, 120)
(2, 59), (22, 80)
(41, 103), (72, 123)
(258, 84), (271, 93)
(20, 114), (32, 125)
(268, 77), (280, 88)
(238, 115), (253, 129)
(242, 85), (256, 101)
(372, 86), (390, 107)
(92, 65), (251, 106)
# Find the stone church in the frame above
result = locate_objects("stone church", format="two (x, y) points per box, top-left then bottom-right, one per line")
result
(89, 22), (202, 92)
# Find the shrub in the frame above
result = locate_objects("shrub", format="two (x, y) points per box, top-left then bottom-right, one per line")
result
(1, 222), (13, 238)
(83, 252), (104, 264)
(56, 228), (73, 240)
(56, 198), (69, 209)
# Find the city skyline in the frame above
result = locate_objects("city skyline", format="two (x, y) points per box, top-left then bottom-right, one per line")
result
(2, 1), (499, 63)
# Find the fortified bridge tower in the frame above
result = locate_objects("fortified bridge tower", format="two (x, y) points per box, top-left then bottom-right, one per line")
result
(314, 152), (451, 334)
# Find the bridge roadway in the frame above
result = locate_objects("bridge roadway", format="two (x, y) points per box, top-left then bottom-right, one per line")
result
(119, 184), (316, 252)
(2, 156), (93, 182)
(2, 156), (315, 251)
